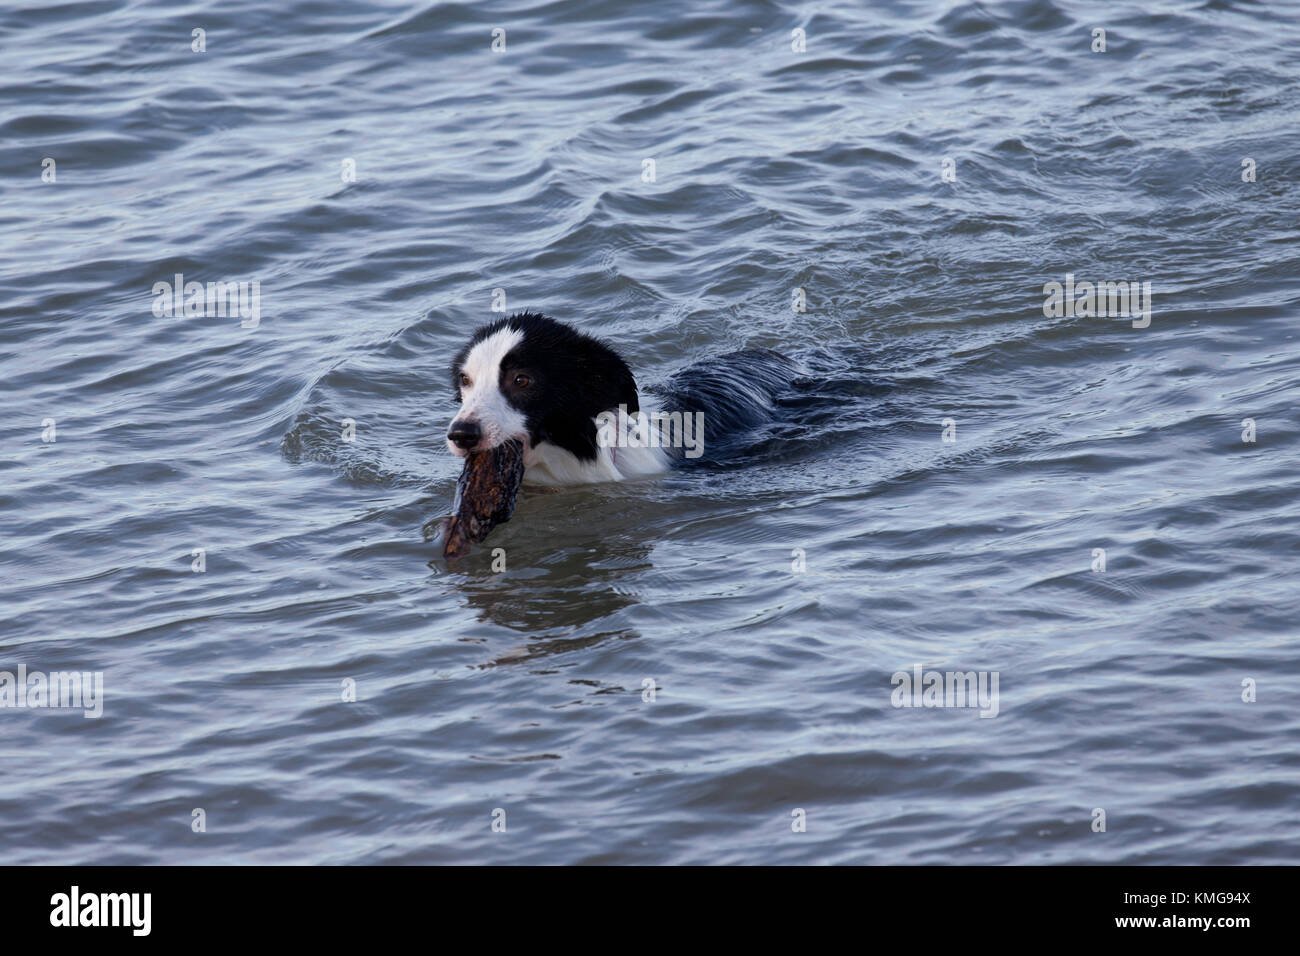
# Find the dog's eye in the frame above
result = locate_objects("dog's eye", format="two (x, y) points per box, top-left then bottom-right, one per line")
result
(458, 373), (470, 388)
(513, 374), (531, 388)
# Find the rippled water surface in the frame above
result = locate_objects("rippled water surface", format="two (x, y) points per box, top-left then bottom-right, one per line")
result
(2, 0), (1298, 864)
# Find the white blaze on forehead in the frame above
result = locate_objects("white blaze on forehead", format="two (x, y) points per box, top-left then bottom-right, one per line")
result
(450, 325), (527, 452)
(461, 326), (522, 385)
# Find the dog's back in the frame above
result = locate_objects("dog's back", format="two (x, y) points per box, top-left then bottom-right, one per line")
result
(647, 347), (797, 463)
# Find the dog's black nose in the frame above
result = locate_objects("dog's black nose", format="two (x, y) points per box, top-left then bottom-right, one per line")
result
(447, 420), (481, 450)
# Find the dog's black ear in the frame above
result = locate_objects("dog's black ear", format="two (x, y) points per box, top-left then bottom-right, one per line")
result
(613, 363), (639, 417)
(543, 360), (637, 461)
(572, 324), (638, 416)
(540, 411), (600, 462)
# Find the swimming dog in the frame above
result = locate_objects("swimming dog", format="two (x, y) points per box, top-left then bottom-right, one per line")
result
(446, 311), (794, 486)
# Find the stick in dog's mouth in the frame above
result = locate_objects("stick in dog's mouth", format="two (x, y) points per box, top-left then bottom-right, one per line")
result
(441, 439), (526, 558)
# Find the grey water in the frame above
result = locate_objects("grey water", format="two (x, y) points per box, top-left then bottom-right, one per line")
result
(1, 0), (1298, 864)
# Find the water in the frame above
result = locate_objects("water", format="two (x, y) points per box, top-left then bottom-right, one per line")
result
(1, 0), (1298, 864)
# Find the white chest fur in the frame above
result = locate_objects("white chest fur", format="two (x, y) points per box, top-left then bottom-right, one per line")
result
(524, 432), (673, 485)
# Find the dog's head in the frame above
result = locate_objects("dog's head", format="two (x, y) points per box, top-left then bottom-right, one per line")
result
(447, 312), (639, 461)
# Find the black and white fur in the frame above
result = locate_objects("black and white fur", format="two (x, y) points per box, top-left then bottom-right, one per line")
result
(447, 311), (793, 485)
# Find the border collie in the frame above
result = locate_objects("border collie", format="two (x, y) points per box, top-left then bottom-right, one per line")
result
(447, 311), (794, 485)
